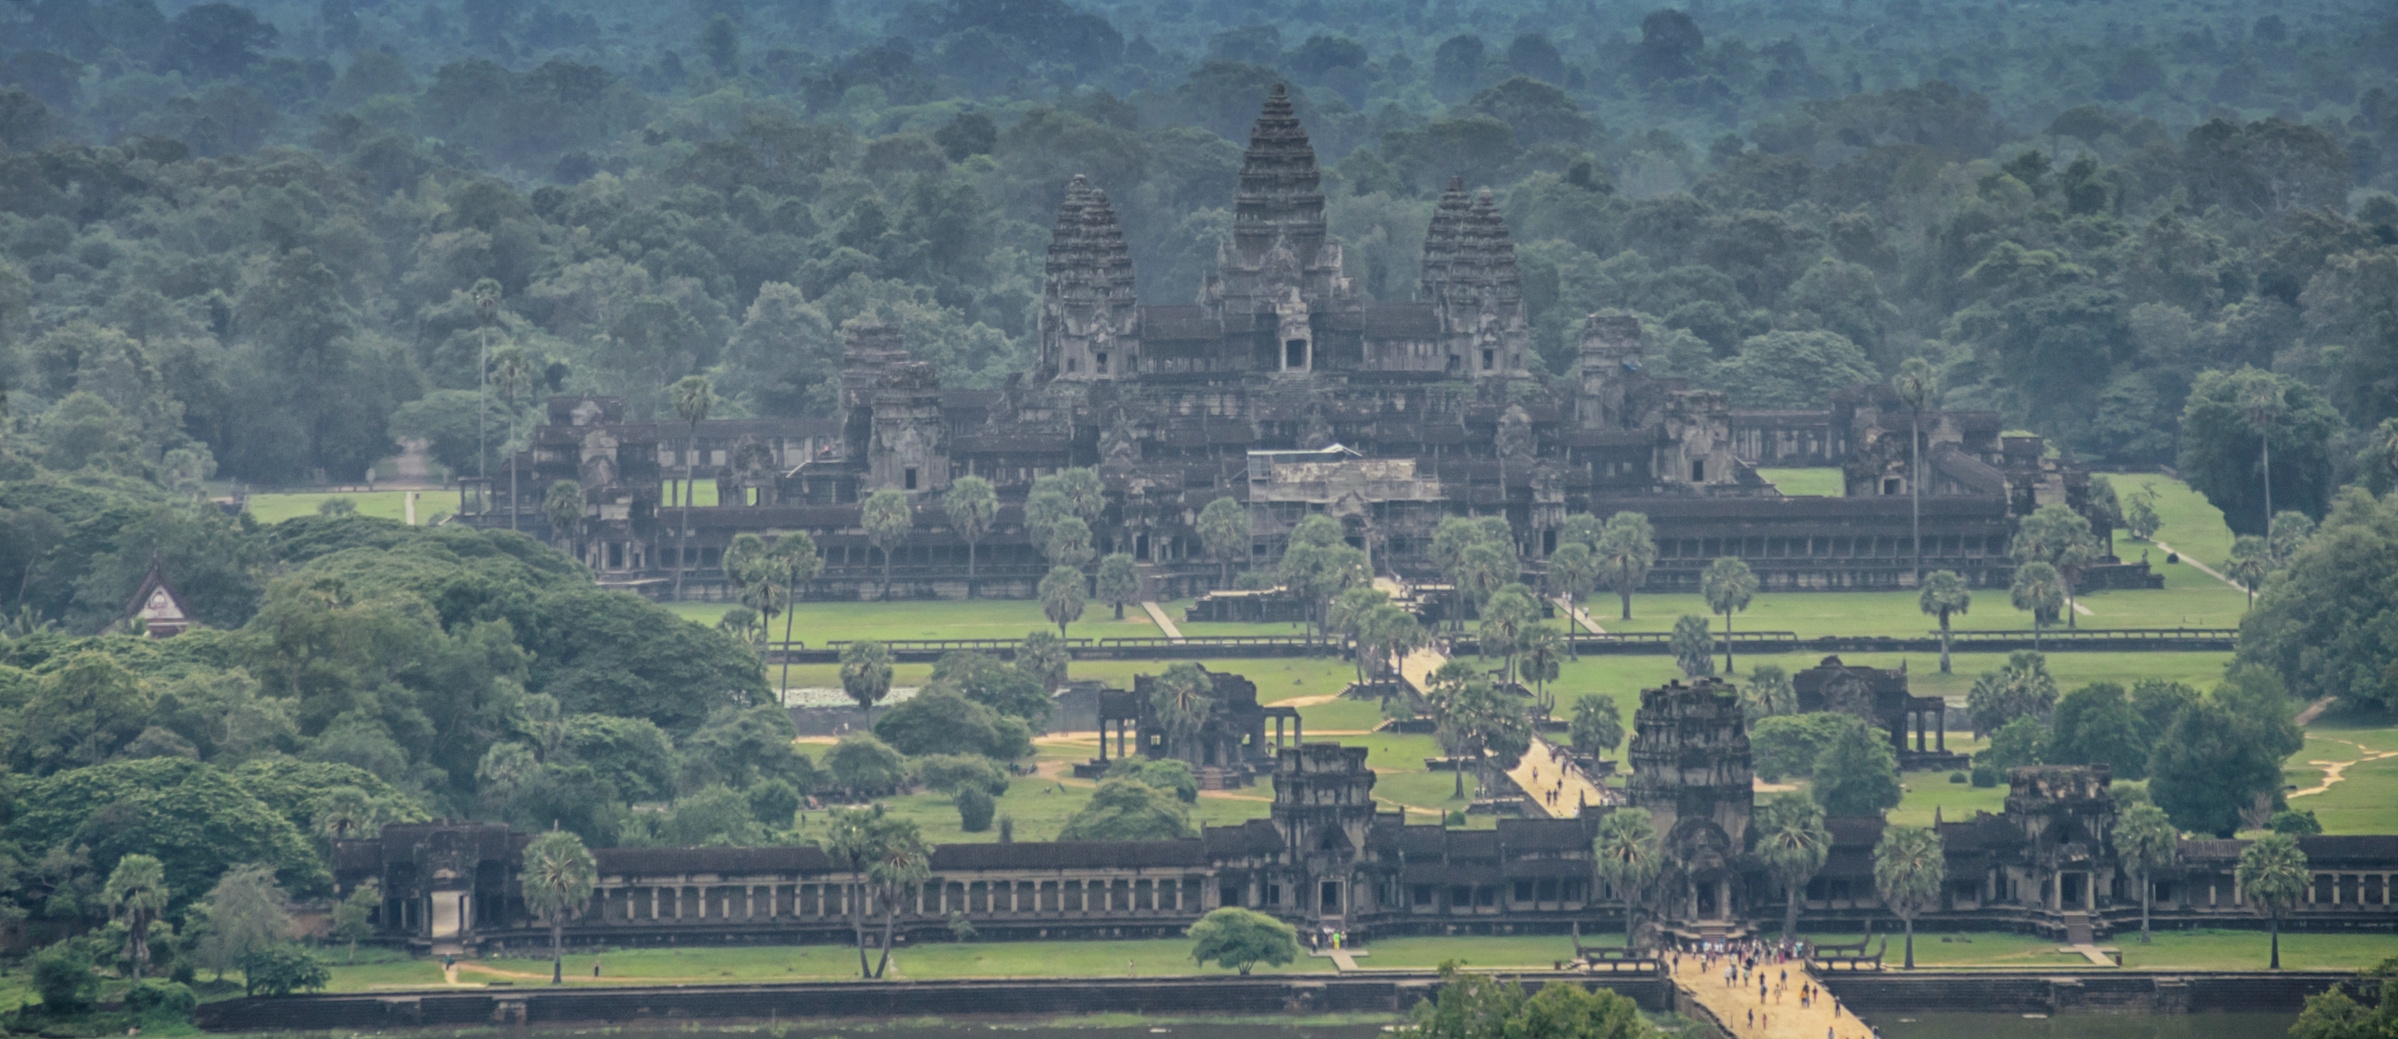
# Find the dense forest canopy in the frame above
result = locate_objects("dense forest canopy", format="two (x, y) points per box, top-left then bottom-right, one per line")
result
(0, 0), (2393, 492)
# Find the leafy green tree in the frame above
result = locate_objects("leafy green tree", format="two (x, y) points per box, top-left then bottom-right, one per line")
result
(1710, 330), (1880, 409)
(1669, 614), (1714, 677)
(2124, 483), (2162, 541)
(330, 879), (379, 963)
(2048, 682), (2148, 778)
(1591, 807), (1662, 951)
(1754, 793), (1831, 938)
(1594, 512), (1659, 622)
(861, 489), (912, 600)
(839, 640), (894, 714)
(2009, 560), (2064, 646)
(1812, 714), (1902, 817)
(872, 687), (1030, 760)
(1058, 777), (1193, 840)
(2116, 802), (2178, 946)
(1186, 907), (1298, 974)
(32, 939), (101, 1014)
(17, 759), (325, 904)
(2235, 489), (2398, 710)
(668, 374), (716, 601)
(1873, 825), (1944, 968)
(1917, 569), (1971, 673)
(1568, 695), (1623, 760)
(1750, 712), (1854, 782)
(19, 651), (153, 771)
(954, 786), (996, 832)
(1096, 552), (1140, 620)
(824, 733), (908, 795)
(189, 863), (291, 983)
(104, 854), (169, 980)
(1966, 651), (2058, 736)
(1038, 565), (1086, 637)
(1196, 496), (1247, 588)
(240, 944), (328, 996)
(520, 830), (596, 984)
(1981, 716), (2047, 771)
(2236, 832), (2309, 970)
(1107, 758), (1200, 803)
(2179, 367), (2341, 536)
(944, 476), (997, 597)
(1700, 556), (1757, 672)
(2148, 686), (2298, 838)
(2268, 511), (2316, 562)
(1410, 962), (1650, 1039)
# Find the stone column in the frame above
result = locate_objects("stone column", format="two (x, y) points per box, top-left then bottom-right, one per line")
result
(1937, 706), (1946, 752)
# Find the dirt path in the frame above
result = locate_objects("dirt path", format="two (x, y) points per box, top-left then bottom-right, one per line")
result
(2289, 735), (2396, 799)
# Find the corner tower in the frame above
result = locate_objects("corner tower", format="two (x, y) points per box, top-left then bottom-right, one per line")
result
(1039, 175), (1139, 382)
(1203, 85), (1354, 373)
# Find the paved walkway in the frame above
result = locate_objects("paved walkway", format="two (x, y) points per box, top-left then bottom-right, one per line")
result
(1139, 601), (1184, 641)
(2154, 539), (2251, 595)
(1554, 597), (1607, 634)
(1508, 736), (1607, 818)
(1307, 948), (1367, 971)
(2062, 943), (2117, 966)
(1398, 645), (1448, 697)
(1670, 954), (1870, 1039)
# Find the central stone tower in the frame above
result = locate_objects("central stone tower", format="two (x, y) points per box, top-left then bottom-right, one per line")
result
(1202, 85), (1354, 373)
(1626, 677), (1755, 930)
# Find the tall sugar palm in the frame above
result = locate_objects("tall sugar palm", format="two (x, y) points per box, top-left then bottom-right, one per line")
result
(944, 476), (997, 597)
(1547, 540), (1598, 656)
(2236, 832), (2308, 969)
(472, 279), (501, 502)
(2224, 534), (2270, 608)
(544, 479), (584, 559)
(1917, 569), (1972, 673)
(1872, 825), (1943, 969)
(1700, 556), (1757, 673)
(1150, 663), (1215, 761)
(820, 809), (880, 977)
(1197, 496), (1247, 589)
(490, 345), (536, 530)
(103, 855), (169, 980)
(1753, 794), (1830, 940)
(1592, 808), (1662, 952)
(669, 375), (718, 601)
(1595, 512), (1657, 621)
(861, 489), (912, 600)
(2116, 802), (2178, 946)
(2010, 561), (2063, 650)
(2237, 373), (2285, 543)
(869, 821), (931, 978)
(520, 830), (597, 984)
(1892, 358), (1938, 584)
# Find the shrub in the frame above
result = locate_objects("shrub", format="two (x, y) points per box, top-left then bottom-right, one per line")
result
(240, 945), (330, 996)
(31, 941), (99, 1014)
(1750, 712), (1855, 781)
(1948, 771), (1969, 784)
(1970, 764), (2000, 787)
(127, 979), (198, 1020)
(956, 786), (996, 832)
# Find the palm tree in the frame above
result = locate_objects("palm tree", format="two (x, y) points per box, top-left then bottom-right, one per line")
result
(471, 279), (501, 503)
(861, 489), (911, 600)
(1477, 584), (1539, 683)
(1519, 624), (1565, 704)
(2225, 534), (2270, 607)
(520, 830), (597, 984)
(1594, 512), (1657, 621)
(1670, 614), (1715, 677)
(2116, 802), (2178, 946)
(772, 532), (822, 694)
(1892, 358), (1938, 585)
(1039, 565), (1086, 637)
(2237, 372), (2284, 541)
(1197, 496), (1247, 588)
(1151, 663), (1215, 761)
(490, 345), (536, 531)
(944, 476), (997, 597)
(2236, 832), (2308, 969)
(1700, 556), (1757, 673)
(839, 640), (894, 714)
(1329, 586), (1389, 683)
(1753, 794), (1831, 940)
(669, 374), (718, 601)
(103, 854), (169, 980)
(2010, 561), (2063, 649)
(1547, 541), (1598, 655)
(1046, 516), (1096, 569)
(820, 809), (881, 977)
(869, 821), (931, 978)
(544, 479), (583, 559)
(312, 786), (378, 845)
(1057, 466), (1107, 534)
(1873, 825), (1944, 969)
(1592, 807), (1662, 952)
(1917, 569), (1972, 673)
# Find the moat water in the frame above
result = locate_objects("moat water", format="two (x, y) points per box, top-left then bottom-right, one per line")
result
(507, 1014), (2297, 1039)
(1865, 1011), (2296, 1038)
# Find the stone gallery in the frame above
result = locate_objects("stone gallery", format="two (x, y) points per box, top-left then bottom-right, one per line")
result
(335, 677), (2398, 953)
(475, 86), (2148, 602)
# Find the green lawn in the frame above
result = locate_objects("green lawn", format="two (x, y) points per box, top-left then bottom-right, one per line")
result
(245, 490), (453, 525)
(677, 599), (1166, 644)
(2283, 720), (2398, 835)
(1783, 929), (2397, 971)
(1758, 468), (1846, 497)
(1539, 651), (2236, 725)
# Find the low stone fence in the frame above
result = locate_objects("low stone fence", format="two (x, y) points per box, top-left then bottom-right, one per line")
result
(192, 972), (1673, 1032)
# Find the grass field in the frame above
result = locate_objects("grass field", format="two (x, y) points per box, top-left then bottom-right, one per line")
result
(245, 489), (453, 524)
(1758, 469), (1846, 496)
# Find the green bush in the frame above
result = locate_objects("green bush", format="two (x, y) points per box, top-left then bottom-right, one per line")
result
(127, 979), (198, 1020)
(240, 944), (330, 996)
(956, 786), (996, 832)
(1948, 771), (1969, 784)
(31, 941), (99, 1014)
(1750, 712), (1856, 781)
(1970, 764), (2000, 787)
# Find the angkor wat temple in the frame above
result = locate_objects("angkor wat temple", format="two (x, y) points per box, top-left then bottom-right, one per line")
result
(474, 86), (2149, 601)
(335, 679), (2397, 954)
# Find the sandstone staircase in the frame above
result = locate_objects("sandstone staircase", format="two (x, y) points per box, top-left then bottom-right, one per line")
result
(2062, 912), (2095, 945)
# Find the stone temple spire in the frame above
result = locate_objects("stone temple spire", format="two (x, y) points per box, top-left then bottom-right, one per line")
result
(1041, 174), (1139, 381)
(1204, 85), (1353, 333)
(1420, 186), (1530, 376)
